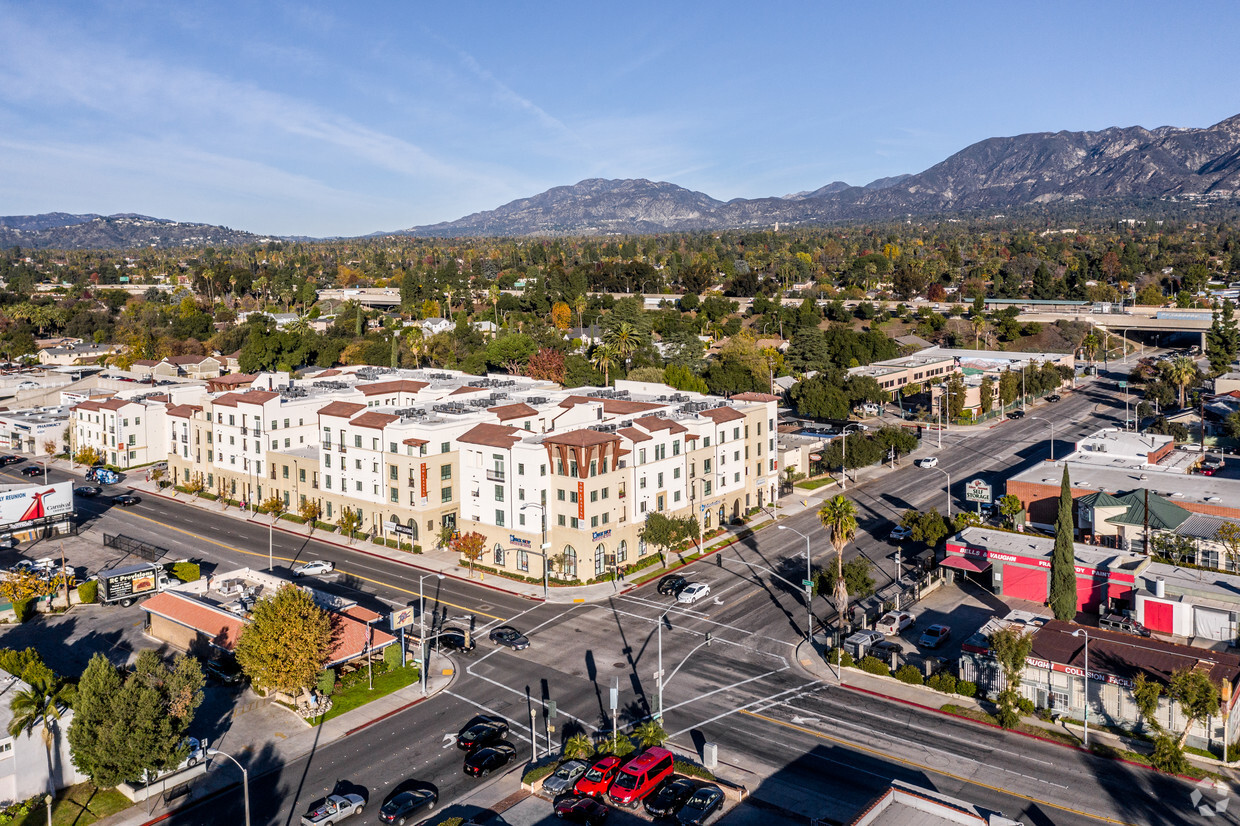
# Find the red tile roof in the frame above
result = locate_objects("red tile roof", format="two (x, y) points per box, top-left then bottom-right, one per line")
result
(701, 406), (745, 423)
(558, 395), (664, 415)
(403, 437), (429, 447)
(489, 402), (537, 421)
(450, 385), (487, 396)
(99, 398), (135, 411)
(731, 392), (780, 402)
(357, 380), (430, 397)
(459, 422), (524, 449)
(342, 605), (382, 623)
(164, 355), (217, 365)
(73, 400), (104, 412)
(633, 415), (688, 435)
(143, 592), (244, 651)
(350, 411), (398, 430)
(317, 401), (367, 418)
(544, 429), (620, 447)
(327, 612), (395, 666)
(618, 427), (651, 443)
(214, 390), (280, 407)
(166, 404), (202, 419)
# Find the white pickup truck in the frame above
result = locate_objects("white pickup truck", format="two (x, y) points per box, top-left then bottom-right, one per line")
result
(301, 794), (365, 825)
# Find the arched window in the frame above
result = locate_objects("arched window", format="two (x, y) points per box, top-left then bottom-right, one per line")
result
(617, 540), (628, 563)
(408, 518), (418, 541)
(563, 545), (577, 579)
(493, 543), (505, 566)
(595, 543), (606, 577)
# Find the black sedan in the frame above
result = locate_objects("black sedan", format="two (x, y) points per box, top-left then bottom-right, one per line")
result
(18, 465), (42, 477)
(676, 785), (724, 826)
(488, 625), (530, 650)
(439, 627), (476, 654)
(462, 742), (516, 777)
(74, 485), (102, 498)
(555, 796), (609, 825)
(378, 789), (437, 825)
(457, 715), (509, 750)
(113, 494), (141, 506)
(645, 777), (699, 818)
(657, 574), (688, 596)
(0, 455), (22, 466)
(1008, 409), (1026, 420)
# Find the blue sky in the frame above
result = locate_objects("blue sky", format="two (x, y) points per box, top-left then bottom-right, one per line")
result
(2, 1), (1238, 237)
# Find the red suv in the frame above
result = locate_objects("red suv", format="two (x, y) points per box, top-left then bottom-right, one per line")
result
(607, 747), (674, 807)
(574, 755), (622, 797)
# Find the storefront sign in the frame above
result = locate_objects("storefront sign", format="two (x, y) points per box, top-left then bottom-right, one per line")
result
(578, 482), (585, 520)
(509, 534), (531, 548)
(952, 543), (1136, 584)
(965, 479), (993, 504)
(592, 529), (611, 541)
(1025, 656), (1133, 688)
(390, 606), (418, 630)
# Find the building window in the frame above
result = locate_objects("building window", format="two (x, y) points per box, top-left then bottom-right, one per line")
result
(282, 465), (289, 479)
(390, 487), (398, 502)
(618, 540), (628, 563)
(354, 435), (362, 448)
(496, 509), (505, 527)
(563, 546), (577, 578)
(595, 544), (606, 576)
(495, 485), (504, 502)
(441, 486), (452, 503)
(590, 490), (598, 503)
(441, 465), (452, 480)
(441, 442), (450, 454)
(558, 489), (566, 501)
(517, 549), (529, 572)
(494, 544), (505, 566)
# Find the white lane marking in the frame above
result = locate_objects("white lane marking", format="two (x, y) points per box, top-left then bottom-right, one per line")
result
(668, 681), (824, 738)
(442, 689), (535, 743)
(608, 605), (797, 651)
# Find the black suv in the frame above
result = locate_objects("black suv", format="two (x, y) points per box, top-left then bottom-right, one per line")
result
(439, 627), (476, 653)
(204, 656), (245, 685)
(657, 575), (689, 596)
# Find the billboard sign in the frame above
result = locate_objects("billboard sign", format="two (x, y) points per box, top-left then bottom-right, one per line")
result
(0, 482), (73, 528)
(964, 479), (992, 504)
(390, 606), (419, 630)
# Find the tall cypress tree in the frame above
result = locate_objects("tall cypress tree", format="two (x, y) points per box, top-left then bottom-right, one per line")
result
(1049, 465), (1078, 621)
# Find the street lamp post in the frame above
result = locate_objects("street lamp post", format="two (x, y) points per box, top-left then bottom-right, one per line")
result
(520, 499), (550, 598)
(922, 466), (952, 518)
(1028, 416), (1056, 461)
(776, 525), (815, 642)
(205, 748), (250, 826)
(1071, 628), (1091, 748)
(419, 572), (445, 696)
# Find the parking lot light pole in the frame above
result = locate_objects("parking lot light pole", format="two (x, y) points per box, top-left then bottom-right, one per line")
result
(205, 748), (250, 826)
(1071, 629), (1090, 749)
(776, 525), (815, 642)
(519, 500), (550, 598)
(419, 572), (445, 696)
(1028, 416), (1056, 461)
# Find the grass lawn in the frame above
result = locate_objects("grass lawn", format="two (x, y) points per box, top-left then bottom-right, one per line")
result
(795, 477), (833, 491)
(306, 665), (420, 725)
(11, 783), (131, 826)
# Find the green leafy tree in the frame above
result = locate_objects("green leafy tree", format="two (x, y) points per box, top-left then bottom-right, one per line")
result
(946, 373), (966, 419)
(978, 376), (994, 415)
(234, 585), (333, 699)
(814, 554), (874, 600)
(298, 498), (322, 531)
(1167, 668), (1221, 750)
(988, 626), (1033, 728)
(998, 494), (1023, 527)
(899, 508), (950, 548)
(1206, 299), (1239, 375)
(998, 370), (1021, 409)
(336, 506), (363, 538)
(67, 651), (203, 787)
(818, 496), (858, 627)
(1049, 465), (1078, 621)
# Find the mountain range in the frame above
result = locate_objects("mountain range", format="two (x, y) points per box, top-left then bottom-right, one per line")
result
(6, 113), (1240, 248)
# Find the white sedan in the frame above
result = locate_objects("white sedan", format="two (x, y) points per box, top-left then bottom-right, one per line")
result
(677, 582), (711, 604)
(292, 560), (335, 577)
(917, 457), (939, 468)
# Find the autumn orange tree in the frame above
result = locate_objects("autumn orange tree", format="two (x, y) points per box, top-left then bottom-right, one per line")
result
(551, 301), (572, 330)
(451, 531), (487, 577)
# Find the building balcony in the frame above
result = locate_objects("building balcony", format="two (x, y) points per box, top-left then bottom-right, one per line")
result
(486, 469), (506, 483)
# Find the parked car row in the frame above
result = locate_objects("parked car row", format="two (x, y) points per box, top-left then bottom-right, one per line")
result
(543, 747), (725, 824)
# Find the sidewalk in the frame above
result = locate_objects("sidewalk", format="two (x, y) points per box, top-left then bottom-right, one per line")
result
(95, 652), (457, 826)
(792, 635), (1239, 784)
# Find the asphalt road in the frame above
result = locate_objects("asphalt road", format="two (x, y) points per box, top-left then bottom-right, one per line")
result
(22, 376), (1223, 825)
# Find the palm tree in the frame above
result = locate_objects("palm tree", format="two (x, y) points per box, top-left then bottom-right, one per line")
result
(605, 322), (641, 371)
(633, 720), (667, 749)
(591, 344), (617, 386)
(441, 285), (455, 318)
(488, 284), (501, 324)
(285, 314), (310, 336)
(971, 316), (988, 350)
(1162, 355), (1200, 409)
(405, 328), (426, 369)
(817, 495), (858, 633)
(574, 294), (587, 332)
(8, 674), (73, 803)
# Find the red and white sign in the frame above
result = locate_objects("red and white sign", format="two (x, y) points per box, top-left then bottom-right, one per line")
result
(950, 543), (1136, 585)
(419, 463), (427, 497)
(1025, 656), (1134, 689)
(2, 482), (72, 527)
(578, 482), (585, 520)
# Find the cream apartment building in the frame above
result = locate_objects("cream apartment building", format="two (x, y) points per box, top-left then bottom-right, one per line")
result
(162, 369), (777, 583)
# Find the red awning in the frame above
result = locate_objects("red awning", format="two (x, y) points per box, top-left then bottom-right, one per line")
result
(940, 555), (992, 574)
